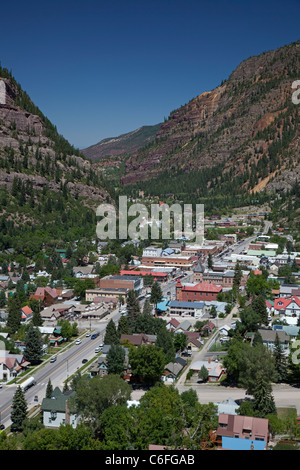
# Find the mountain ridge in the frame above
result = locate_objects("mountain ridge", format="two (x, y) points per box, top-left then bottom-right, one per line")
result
(81, 123), (161, 160)
(117, 40), (300, 197)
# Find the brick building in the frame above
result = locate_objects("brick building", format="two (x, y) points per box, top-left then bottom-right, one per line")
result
(176, 280), (222, 302)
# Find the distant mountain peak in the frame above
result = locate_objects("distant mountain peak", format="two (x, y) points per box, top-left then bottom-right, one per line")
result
(81, 123), (162, 160)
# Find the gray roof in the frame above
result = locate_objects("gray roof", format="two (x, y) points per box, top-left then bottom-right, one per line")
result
(258, 328), (290, 343)
(194, 262), (204, 273)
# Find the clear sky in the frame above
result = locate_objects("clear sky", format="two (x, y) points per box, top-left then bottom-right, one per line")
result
(1, 0), (299, 149)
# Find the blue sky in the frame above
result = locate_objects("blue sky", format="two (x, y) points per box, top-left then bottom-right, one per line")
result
(1, 0), (299, 149)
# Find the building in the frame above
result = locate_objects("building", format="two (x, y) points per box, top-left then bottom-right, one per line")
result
(190, 359), (225, 382)
(274, 296), (300, 317)
(214, 398), (239, 416)
(193, 263), (249, 288)
(176, 280), (222, 302)
(30, 286), (59, 307)
(142, 246), (163, 257)
(99, 275), (143, 294)
(168, 300), (205, 317)
(41, 387), (79, 429)
(257, 328), (290, 354)
(0, 351), (30, 381)
(216, 414), (269, 450)
(21, 305), (33, 323)
(141, 255), (194, 270)
(85, 287), (129, 302)
(119, 269), (169, 282)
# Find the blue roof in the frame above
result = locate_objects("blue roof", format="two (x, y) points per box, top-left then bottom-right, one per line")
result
(169, 300), (205, 309)
(156, 300), (170, 311)
(222, 436), (266, 450)
(162, 248), (174, 255)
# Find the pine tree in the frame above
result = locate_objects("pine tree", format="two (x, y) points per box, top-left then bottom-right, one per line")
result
(23, 323), (43, 365)
(104, 319), (119, 345)
(11, 386), (28, 432)
(253, 373), (276, 417)
(273, 333), (287, 382)
(142, 299), (153, 316)
(150, 281), (163, 316)
(252, 294), (268, 325)
(117, 315), (129, 337)
(126, 289), (141, 332)
(46, 379), (53, 398)
(0, 289), (6, 307)
(6, 294), (22, 335)
(106, 344), (125, 375)
(207, 254), (213, 270)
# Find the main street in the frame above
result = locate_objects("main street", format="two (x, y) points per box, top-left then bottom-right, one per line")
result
(0, 317), (111, 429)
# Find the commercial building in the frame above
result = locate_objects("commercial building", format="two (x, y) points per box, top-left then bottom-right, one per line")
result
(176, 280), (222, 302)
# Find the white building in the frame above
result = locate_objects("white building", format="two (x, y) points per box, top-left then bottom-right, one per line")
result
(41, 387), (79, 429)
(142, 246), (163, 257)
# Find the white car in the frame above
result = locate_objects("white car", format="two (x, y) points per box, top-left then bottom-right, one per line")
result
(75, 339), (82, 345)
(95, 347), (101, 353)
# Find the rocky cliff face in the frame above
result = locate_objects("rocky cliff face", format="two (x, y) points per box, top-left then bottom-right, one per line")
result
(0, 72), (110, 204)
(120, 41), (300, 193)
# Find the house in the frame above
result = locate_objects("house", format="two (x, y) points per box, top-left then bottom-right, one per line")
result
(174, 319), (192, 334)
(30, 286), (59, 307)
(216, 414), (269, 450)
(257, 328), (290, 354)
(73, 265), (95, 279)
(161, 361), (184, 383)
(266, 299), (274, 316)
(41, 387), (79, 429)
(274, 296), (300, 317)
(0, 350), (30, 382)
(184, 331), (203, 351)
(166, 317), (180, 331)
(201, 321), (215, 335)
(91, 357), (108, 377)
(21, 305), (33, 323)
(190, 359), (225, 382)
(120, 333), (150, 347)
(214, 398), (239, 416)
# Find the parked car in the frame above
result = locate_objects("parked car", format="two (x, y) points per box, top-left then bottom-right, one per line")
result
(182, 350), (192, 357)
(95, 347), (101, 353)
(75, 339), (82, 345)
(50, 356), (57, 363)
(82, 358), (88, 364)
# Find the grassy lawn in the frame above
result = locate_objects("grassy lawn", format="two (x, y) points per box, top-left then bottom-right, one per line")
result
(277, 407), (298, 420)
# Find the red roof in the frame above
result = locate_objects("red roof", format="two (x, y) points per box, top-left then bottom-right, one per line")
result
(120, 270), (167, 278)
(274, 296), (300, 311)
(183, 282), (222, 293)
(21, 305), (33, 317)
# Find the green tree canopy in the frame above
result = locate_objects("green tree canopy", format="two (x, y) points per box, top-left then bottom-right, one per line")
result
(129, 345), (166, 384)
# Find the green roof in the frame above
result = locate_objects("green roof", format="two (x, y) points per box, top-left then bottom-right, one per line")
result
(41, 387), (75, 413)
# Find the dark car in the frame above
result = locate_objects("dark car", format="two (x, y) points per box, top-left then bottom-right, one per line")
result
(82, 358), (88, 364)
